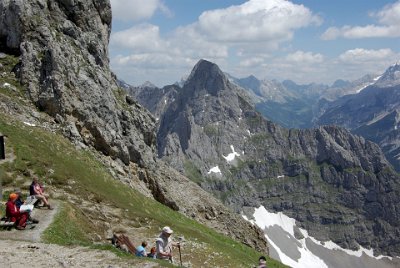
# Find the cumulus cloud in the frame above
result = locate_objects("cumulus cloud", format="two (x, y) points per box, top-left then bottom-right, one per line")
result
(110, 0), (171, 21)
(110, 0), (322, 85)
(195, 0), (321, 44)
(111, 24), (165, 52)
(285, 51), (324, 64)
(321, 0), (400, 40)
(338, 48), (395, 63)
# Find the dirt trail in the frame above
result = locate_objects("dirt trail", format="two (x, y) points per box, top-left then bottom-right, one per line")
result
(0, 201), (161, 267)
(0, 240), (160, 268)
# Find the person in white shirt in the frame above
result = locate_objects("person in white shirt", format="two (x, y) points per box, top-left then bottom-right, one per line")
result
(156, 226), (180, 262)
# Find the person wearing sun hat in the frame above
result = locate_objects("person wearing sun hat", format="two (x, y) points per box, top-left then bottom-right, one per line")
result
(6, 193), (29, 230)
(156, 226), (180, 262)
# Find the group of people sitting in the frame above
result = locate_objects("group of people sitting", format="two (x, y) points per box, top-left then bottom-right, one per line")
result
(113, 226), (181, 263)
(3, 177), (52, 230)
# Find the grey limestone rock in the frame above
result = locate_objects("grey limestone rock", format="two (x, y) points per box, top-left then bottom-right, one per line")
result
(0, 0), (269, 254)
(0, 0), (156, 167)
(136, 59), (400, 256)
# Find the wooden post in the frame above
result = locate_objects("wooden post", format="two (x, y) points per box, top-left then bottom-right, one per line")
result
(0, 135), (4, 160)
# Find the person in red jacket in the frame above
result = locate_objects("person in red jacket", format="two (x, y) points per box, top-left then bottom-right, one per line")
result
(6, 193), (29, 230)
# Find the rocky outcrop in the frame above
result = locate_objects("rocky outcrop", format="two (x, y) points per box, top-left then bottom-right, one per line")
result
(0, 0), (269, 253)
(0, 0), (156, 167)
(316, 83), (400, 171)
(135, 59), (400, 256)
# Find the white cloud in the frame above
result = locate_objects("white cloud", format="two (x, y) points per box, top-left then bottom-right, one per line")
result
(110, 0), (171, 21)
(196, 0), (321, 43)
(285, 51), (324, 64)
(239, 57), (265, 68)
(374, 0), (400, 25)
(321, 1), (400, 40)
(110, 0), (322, 86)
(338, 48), (395, 63)
(110, 24), (165, 52)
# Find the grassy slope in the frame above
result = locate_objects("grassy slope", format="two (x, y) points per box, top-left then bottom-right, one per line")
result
(0, 113), (286, 267)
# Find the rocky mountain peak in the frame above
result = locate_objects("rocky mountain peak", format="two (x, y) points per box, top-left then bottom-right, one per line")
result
(375, 61), (400, 87)
(184, 59), (230, 96)
(331, 79), (351, 88)
(236, 75), (262, 96)
(0, 0), (270, 254)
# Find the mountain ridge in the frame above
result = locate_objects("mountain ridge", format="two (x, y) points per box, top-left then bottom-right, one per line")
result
(128, 59), (400, 257)
(0, 0), (270, 256)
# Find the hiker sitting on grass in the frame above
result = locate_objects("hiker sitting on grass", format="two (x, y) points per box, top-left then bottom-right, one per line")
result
(156, 226), (180, 262)
(135, 241), (148, 257)
(14, 188), (39, 224)
(6, 193), (29, 230)
(147, 246), (156, 259)
(30, 177), (52, 209)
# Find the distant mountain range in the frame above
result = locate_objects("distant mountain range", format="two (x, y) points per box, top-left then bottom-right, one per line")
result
(122, 60), (400, 261)
(224, 63), (400, 171)
(315, 63), (400, 170)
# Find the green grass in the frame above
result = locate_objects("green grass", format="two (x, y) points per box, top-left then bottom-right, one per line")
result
(42, 202), (92, 246)
(0, 115), (287, 268)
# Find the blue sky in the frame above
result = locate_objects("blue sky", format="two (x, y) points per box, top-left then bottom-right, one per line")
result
(109, 0), (400, 87)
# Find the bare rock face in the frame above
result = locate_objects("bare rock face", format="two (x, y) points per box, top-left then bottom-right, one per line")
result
(0, 0), (156, 167)
(0, 0), (269, 253)
(134, 59), (400, 256)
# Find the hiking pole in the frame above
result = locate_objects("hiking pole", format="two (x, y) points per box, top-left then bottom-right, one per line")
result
(178, 244), (182, 266)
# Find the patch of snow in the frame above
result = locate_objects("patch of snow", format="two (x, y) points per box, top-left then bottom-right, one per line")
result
(207, 166), (221, 174)
(222, 145), (240, 162)
(156, 118), (159, 121)
(3, 82), (11, 88)
(373, 75), (382, 81)
(277, 175), (285, 179)
(305, 233), (391, 260)
(247, 130), (251, 135)
(356, 84), (370, 93)
(250, 206), (393, 268)
(242, 215), (250, 222)
(164, 99), (167, 104)
(395, 125), (398, 130)
(23, 122), (36, 127)
(251, 208), (328, 268)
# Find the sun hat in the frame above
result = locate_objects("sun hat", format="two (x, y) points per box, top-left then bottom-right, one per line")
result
(162, 226), (173, 234)
(9, 193), (18, 201)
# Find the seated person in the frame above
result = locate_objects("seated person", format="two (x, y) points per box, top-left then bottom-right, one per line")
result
(14, 188), (39, 224)
(6, 193), (29, 230)
(147, 246), (156, 259)
(30, 177), (52, 209)
(136, 241), (148, 257)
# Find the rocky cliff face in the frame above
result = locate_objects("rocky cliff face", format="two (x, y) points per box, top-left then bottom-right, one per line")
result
(136, 59), (400, 256)
(0, 0), (268, 253)
(0, 0), (156, 167)
(316, 80), (400, 171)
